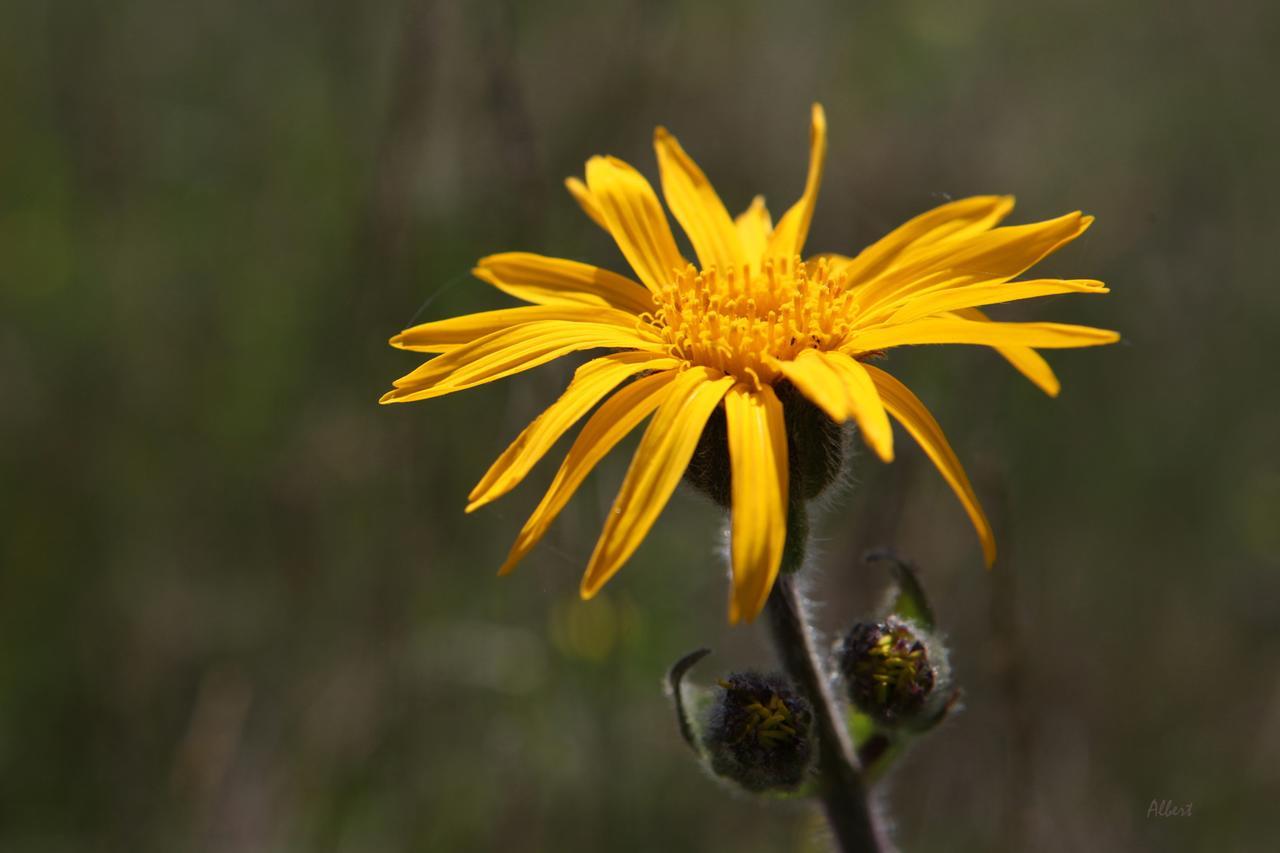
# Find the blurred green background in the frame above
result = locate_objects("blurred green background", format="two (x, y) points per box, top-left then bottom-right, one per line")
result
(3, 0), (1278, 850)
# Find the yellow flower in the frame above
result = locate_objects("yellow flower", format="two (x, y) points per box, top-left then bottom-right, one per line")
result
(381, 104), (1118, 624)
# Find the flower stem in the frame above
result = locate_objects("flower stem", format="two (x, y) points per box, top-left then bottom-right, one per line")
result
(765, 573), (888, 852)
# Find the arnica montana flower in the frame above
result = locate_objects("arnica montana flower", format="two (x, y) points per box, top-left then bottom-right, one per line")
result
(382, 104), (1118, 623)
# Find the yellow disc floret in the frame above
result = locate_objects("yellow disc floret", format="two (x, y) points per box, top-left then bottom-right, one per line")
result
(649, 256), (859, 386)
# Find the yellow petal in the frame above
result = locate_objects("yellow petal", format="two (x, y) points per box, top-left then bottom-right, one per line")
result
(381, 320), (662, 404)
(584, 155), (687, 293)
(899, 211), (1092, 284)
(885, 278), (1108, 326)
(564, 176), (608, 231)
(771, 350), (893, 462)
(845, 316), (1120, 353)
(497, 368), (681, 576)
(580, 367), (735, 598)
(953, 307), (1060, 397)
(473, 253), (654, 316)
(840, 195), (1015, 283)
(853, 211), (1094, 317)
(724, 384), (788, 624)
(864, 364), (996, 566)
(770, 349), (849, 423)
(735, 195), (773, 269)
(654, 127), (744, 273)
(467, 351), (678, 510)
(812, 351), (894, 462)
(392, 304), (649, 353)
(764, 104), (827, 263)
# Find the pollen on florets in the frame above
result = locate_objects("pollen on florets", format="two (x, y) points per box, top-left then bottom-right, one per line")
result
(650, 257), (858, 386)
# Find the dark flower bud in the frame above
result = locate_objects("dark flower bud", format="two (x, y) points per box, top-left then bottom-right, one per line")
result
(703, 671), (814, 792)
(837, 616), (947, 728)
(683, 380), (846, 508)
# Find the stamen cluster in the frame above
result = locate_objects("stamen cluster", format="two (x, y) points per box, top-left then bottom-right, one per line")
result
(648, 257), (858, 384)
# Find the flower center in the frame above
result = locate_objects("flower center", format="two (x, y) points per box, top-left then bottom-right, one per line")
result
(648, 257), (858, 385)
(716, 679), (802, 749)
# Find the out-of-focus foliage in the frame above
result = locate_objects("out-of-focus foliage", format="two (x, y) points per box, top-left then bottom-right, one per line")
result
(2, 1), (1277, 851)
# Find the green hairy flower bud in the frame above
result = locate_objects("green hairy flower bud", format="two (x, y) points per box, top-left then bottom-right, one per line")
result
(837, 616), (947, 728)
(703, 671), (815, 793)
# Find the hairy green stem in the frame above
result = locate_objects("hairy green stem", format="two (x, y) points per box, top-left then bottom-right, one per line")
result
(765, 563), (887, 851)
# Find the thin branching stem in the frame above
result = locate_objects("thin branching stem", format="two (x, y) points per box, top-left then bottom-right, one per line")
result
(765, 574), (888, 853)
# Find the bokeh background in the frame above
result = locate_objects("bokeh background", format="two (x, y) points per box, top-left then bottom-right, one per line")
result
(3, 0), (1278, 850)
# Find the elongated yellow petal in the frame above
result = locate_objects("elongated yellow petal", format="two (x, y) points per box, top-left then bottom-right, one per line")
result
(580, 367), (735, 598)
(812, 351), (894, 462)
(853, 212), (1094, 316)
(885, 279), (1107, 325)
(952, 308), (1060, 396)
(771, 350), (849, 423)
(724, 384), (788, 624)
(467, 352), (678, 510)
(654, 127), (744, 273)
(392, 305), (649, 353)
(584, 155), (687, 293)
(864, 364), (995, 566)
(497, 368), (681, 575)
(564, 176), (608, 231)
(473, 253), (654, 316)
(898, 212), (1092, 286)
(840, 195), (1015, 283)
(845, 316), (1120, 354)
(735, 195), (773, 269)
(765, 104), (827, 263)
(771, 350), (893, 462)
(381, 321), (662, 404)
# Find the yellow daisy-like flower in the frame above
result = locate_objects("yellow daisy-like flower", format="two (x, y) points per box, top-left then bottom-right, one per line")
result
(382, 104), (1118, 624)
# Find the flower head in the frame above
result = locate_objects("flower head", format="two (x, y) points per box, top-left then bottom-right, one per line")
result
(704, 672), (814, 792)
(382, 104), (1118, 623)
(838, 616), (945, 727)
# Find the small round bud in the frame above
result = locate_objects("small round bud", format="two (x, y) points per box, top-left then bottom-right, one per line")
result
(703, 671), (814, 792)
(837, 616), (944, 728)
